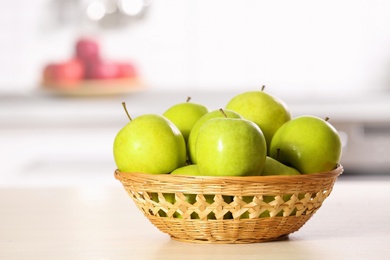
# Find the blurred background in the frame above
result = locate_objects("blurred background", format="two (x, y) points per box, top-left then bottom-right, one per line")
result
(1, 0), (390, 187)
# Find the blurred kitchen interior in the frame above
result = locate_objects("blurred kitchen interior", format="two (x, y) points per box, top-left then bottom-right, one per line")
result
(1, 0), (390, 187)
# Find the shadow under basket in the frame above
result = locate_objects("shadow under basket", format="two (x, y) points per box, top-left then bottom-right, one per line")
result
(114, 165), (343, 244)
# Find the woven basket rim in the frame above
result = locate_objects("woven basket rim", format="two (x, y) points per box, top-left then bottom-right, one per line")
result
(114, 164), (343, 183)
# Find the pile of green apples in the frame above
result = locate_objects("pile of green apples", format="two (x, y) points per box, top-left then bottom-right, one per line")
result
(113, 87), (342, 178)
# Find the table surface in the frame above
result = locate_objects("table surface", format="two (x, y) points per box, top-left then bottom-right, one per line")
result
(1, 175), (390, 260)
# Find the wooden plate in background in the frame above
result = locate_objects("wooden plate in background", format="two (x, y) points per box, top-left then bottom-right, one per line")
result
(40, 78), (145, 97)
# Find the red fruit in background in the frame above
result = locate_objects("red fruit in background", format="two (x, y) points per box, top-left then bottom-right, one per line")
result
(42, 37), (140, 89)
(86, 60), (121, 80)
(75, 37), (100, 64)
(116, 62), (138, 78)
(43, 58), (85, 85)
(43, 63), (57, 82)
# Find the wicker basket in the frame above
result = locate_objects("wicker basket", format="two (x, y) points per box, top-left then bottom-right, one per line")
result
(115, 165), (343, 244)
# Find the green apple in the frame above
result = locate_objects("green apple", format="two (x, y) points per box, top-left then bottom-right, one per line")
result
(113, 105), (187, 174)
(269, 115), (342, 174)
(225, 86), (291, 153)
(163, 97), (209, 143)
(196, 110), (267, 176)
(170, 164), (200, 175)
(261, 156), (300, 176)
(187, 109), (242, 164)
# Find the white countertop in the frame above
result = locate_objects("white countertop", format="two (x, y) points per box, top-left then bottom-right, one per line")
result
(2, 89), (390, 128)
(1, 175), (390, 259)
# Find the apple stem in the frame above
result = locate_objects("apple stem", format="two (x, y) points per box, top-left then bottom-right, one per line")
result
(219, 108), (228, 118)
(325, 117), (330, 122)
(122, 102), (132, 121)
(261, 85), (266, 91)
(186, 96), (191, 102)
(276, 148), (281, 161)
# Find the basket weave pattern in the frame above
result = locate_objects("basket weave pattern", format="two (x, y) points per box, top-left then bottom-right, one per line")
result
(115, 165), (343, 243)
